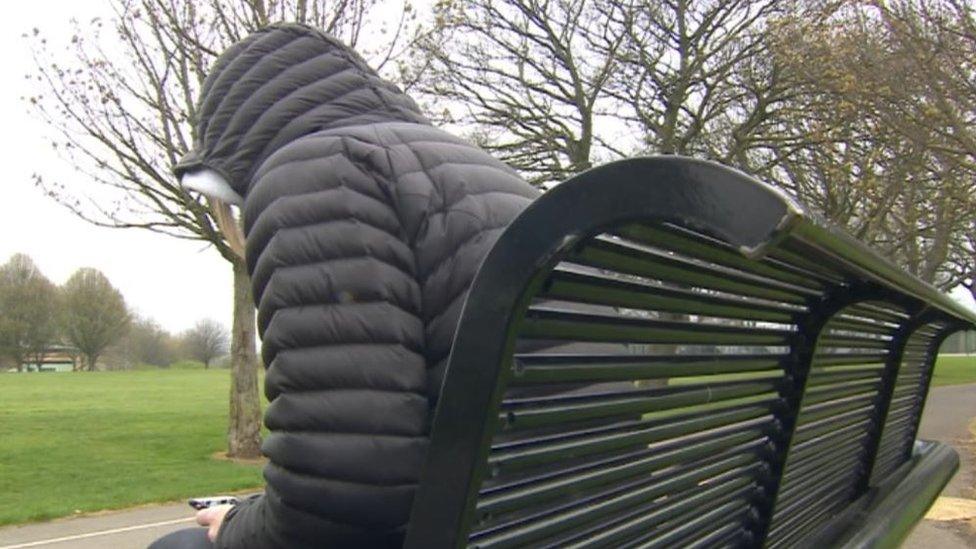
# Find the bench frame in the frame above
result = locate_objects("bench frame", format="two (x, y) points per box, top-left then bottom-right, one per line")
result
(403, 157), (972, 548)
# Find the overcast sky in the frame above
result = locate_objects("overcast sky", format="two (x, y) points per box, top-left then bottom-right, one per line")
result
(0, 1), (231, 333)
(1, 1), (973, 337)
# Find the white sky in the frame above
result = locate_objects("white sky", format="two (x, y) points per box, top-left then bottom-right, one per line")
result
(0, 1), (230, 333)
(0, 1), (973, 336)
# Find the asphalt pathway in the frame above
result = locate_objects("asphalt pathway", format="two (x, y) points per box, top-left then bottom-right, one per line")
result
(1, 385), (974, 548)
(0, 503), (197, 549)
(904, 383), (976, 548)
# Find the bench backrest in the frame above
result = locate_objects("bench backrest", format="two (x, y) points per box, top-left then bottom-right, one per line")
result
(404, 157), (975, 548)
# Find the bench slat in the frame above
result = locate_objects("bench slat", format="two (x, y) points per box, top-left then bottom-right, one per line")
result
(541, 266), (801, 322)
(520, 307), (793, 345)
(614, 223), (827, 290)
(569, 237), (814, 304)
(499, 379), (781, 431)
(470, 450), (761, 548)
(477, 427), (765, 516)
(489, 400), (776, 473)
(627, 498), (752, 549)
(510, 353), (783, 384)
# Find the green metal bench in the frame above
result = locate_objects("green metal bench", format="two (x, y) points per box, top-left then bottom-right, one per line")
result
(403, 157), (975, 548)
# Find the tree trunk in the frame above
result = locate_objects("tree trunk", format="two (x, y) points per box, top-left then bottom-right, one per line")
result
(227, 258), (262, 459)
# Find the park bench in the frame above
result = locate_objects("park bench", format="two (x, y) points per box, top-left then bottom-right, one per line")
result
(401, 157), (976, 548)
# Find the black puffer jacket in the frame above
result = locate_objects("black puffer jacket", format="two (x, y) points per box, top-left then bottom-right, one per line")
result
(175, 23), (539, 548)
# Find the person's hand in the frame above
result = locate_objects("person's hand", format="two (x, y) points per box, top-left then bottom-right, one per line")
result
(196, 504), (233, 542)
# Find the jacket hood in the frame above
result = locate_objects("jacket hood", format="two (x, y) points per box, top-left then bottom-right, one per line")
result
(174, 23), (429, 197)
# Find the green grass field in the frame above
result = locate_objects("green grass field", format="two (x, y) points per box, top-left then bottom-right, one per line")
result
(0, 354), (973, 527)
(0, 369), (265, 526)
(930, 354), (976, 386)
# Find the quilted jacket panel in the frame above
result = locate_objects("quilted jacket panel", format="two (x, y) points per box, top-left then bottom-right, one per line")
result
(177, 23), (539, 548)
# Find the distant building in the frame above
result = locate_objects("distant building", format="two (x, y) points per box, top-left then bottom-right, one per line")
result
(19, 345), (80, 373)
(941, 330), (976, 354)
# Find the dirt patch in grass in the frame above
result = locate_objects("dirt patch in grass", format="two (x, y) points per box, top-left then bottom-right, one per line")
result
(210, 451), (268, 466)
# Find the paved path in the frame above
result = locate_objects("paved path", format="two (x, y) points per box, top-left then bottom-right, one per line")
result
(0, 502), (198, 549)
(904, 383), (976, 548)
(1, 385), (974, 548)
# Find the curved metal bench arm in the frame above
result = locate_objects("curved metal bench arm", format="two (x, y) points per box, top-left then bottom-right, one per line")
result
(405, 157), (975, 548)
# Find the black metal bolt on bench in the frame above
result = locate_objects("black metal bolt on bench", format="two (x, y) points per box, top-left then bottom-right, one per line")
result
(401, 157), (975, 548)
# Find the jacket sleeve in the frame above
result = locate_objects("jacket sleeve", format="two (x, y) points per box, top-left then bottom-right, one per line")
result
(215, 133), (428, 548)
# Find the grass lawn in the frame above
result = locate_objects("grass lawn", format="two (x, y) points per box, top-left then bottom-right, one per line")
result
(1, 355), (971, 527)
(930, 354), (976, 387)
(0, 369), (265, 526)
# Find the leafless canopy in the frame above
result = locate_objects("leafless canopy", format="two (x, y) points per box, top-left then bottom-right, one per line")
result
(416, 0), (975, 295)
(415, 0), (630, 183)
(757, 1), (976, 290)
(27, 0), (426, 262)
(415, 0), (807, 185)
(182, 317), (229, 368)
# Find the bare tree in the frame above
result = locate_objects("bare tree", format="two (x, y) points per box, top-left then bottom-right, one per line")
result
(864, 0), (976, 168)
(415, 0), (812, 185)
(415, 0), (628, 184)
(861, 0), (976, 296)
(606, 0), (794, 164)
(182, 318), (229, 369)
(0, 254), (59, 372)
(61, 268), (131, 371)
(106, 315), (178, 369)
(419, 0), (971, 292)
(27, 0), (425, 457)
(949, 220), (976, 301)
(759, 2), (976, 289)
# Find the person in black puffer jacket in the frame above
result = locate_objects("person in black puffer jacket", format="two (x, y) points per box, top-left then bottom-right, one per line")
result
(151, 22), (540, 549)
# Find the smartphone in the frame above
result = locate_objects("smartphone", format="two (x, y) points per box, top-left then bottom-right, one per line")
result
(188, 496), (240, 510)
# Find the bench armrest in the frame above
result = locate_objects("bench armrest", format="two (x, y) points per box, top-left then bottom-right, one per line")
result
(827, 440), (959, 549)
